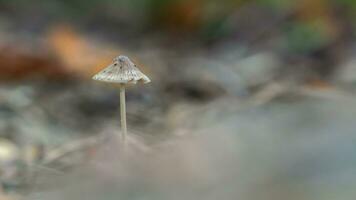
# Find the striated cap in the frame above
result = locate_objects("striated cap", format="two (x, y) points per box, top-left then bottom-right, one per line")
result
(93, 55), (151, 84)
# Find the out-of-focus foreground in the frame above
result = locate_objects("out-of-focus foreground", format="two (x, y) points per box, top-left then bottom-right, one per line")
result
(0, 0), (356, 199)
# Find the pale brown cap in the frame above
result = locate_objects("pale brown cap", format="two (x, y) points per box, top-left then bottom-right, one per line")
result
(93, 55), (151, 84)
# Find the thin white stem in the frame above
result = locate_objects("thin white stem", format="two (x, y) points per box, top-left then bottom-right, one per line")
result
(120, 85), (127, 148)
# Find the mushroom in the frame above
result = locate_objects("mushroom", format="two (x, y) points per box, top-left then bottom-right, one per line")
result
(93, 55), (150, 148)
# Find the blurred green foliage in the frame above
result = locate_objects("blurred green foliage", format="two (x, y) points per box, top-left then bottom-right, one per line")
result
(0, 0), (355, 52)
(284, 21), (330, 53)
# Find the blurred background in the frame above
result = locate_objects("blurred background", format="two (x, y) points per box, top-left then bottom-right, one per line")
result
(0, 0), (356, 199)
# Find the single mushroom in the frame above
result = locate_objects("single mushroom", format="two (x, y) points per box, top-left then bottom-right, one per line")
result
(92, 55), (150, 148)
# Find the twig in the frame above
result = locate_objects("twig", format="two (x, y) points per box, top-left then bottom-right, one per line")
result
(41, 135), (106, 165)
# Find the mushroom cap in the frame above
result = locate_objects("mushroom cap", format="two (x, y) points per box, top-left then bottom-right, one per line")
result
(92, 55), (151, 84)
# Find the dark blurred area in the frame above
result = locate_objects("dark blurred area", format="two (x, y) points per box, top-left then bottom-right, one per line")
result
(0, 0), (356, 199)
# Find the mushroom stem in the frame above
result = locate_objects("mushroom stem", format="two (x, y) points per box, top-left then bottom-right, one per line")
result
(119, 85), (127, 148)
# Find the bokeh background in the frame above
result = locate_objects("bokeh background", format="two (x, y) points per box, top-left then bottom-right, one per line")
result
(0, 0), (356, 199)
